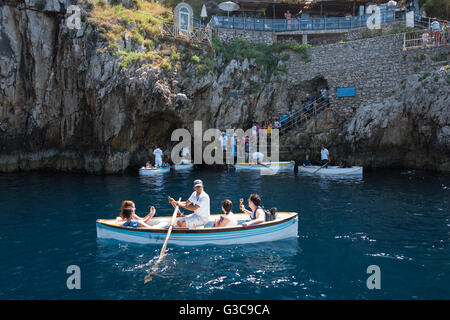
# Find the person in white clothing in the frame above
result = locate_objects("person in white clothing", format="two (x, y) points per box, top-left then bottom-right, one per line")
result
(214, 199), (238, 228)
(252, 151), (264, 164)
(180, 147), (191, 164)
(320, 145), (329, 168)
(169, 179), (210, 228)
(153, 147), (163, 167)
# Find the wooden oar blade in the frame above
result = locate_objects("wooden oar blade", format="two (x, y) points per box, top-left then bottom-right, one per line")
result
(144, 197), (181, 283)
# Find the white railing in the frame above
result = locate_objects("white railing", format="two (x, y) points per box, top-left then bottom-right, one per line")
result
(403, 30), (450, 50)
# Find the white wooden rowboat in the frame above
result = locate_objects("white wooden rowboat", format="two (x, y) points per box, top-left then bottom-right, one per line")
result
(298, 165), (363, 175)
(139, 166), (170, 175)
(96, 212), (298, 246)
(235, 161), (295, 172)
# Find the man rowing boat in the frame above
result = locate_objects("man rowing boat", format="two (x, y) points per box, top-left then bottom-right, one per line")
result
(168, 179), (210, 228)
(320, 146), (329, 168)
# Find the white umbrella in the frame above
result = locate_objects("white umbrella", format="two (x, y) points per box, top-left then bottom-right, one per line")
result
(218, 1), (240, 17)
(201, 4), (208, 18)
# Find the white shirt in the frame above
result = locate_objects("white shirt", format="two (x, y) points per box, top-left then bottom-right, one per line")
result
(153, 148), (163, 159)
(321, 148), (329, 160)
(223, 212), (238, 227)
(252, 151), (264, 162)
(188, 190), (210, 222)
(431, 21), (440, 32)
(181, 147), (189, 157)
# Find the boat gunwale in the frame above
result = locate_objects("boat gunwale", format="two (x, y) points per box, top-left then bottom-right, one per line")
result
(96, 212), (298, 234)
(235, 161), (295, 167)
(297, 165), (363, 173)
(139, 166), (171, 171)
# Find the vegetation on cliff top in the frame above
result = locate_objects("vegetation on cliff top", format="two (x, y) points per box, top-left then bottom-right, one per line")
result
(84, 0), (310, 81)
(212, 38), (311, 82)
(85, 0), (177, 68)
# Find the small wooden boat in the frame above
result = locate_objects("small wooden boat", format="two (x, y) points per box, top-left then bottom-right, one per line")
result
(139, 166), (170, 175)
(96, 212), (298, 246)
(298, 165), (363, 175)
(234, 161), (295, 172)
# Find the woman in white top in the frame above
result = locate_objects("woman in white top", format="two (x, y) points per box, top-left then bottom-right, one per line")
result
(214, 199), (238, 228)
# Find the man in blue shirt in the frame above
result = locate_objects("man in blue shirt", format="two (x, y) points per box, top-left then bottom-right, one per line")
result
(302, 154), (311, 166)
(431, 18), (441, 46)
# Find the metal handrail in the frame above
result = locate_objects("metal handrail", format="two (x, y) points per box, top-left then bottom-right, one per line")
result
(403, 29), (450, 50)
(279, 97), (330, 135)
(211, 8), (406, 33)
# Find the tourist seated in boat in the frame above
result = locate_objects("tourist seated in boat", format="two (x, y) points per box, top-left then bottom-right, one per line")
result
(120, 206), (151, 228)
(302, 154), (311, 166)
(144, 162), (153, 169)
(116, 200), (156, 224)
(240, 193), (265, 228)
(338, 161), (352, 168)
(214, 199), (238, 228)
(169, 179), (210, 228)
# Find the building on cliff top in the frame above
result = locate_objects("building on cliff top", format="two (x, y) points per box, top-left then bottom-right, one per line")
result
(231, 1), (406, 18)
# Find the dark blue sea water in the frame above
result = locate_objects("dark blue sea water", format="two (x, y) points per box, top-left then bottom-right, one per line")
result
(0, 169), (449, 299)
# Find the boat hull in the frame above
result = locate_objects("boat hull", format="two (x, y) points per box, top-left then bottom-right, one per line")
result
(298, 165), (363, 175)
(235, 161), (295, 172)
(139, 166), (170, 175)
(172, 163), (194, 171)
(96, 213), (298, 246)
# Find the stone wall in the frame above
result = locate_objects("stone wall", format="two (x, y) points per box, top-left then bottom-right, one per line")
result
(214, 28), (276, 45)
(283, 34), (449, 114)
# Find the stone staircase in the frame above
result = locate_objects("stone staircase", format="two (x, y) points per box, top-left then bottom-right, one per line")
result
(279, 97), (330, 136)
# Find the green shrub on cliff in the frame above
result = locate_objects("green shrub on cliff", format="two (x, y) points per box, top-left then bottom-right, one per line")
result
(191, 55), (201, 63)
(212, 38), (310, 83)
(273, 43), (311, 62)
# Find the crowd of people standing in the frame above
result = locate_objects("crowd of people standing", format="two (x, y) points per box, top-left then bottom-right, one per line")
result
(422, 18), (449, 48)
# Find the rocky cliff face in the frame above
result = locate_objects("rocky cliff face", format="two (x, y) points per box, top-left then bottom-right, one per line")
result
(0, 1), (449, 173)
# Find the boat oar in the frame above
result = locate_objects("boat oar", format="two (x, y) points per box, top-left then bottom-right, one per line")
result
(144, 197), (181, 284)
(171, 200), (184, 217)
(313, 163), (327, 174)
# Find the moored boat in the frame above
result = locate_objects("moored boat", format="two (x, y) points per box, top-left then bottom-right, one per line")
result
(96, 212), (298, 246)
(235, 161), (295, 172)
(172, 161), (194, 171)
(139, 166), (171, 175)
(298, 165), (363, 175)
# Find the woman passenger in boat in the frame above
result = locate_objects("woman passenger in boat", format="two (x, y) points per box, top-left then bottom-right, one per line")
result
(240, 194), (265, 228)
(121, 206), (151, 228)
(145, 162), (153, 168)
(116, 200), (156, 224)
(214, 199), (238, 228)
